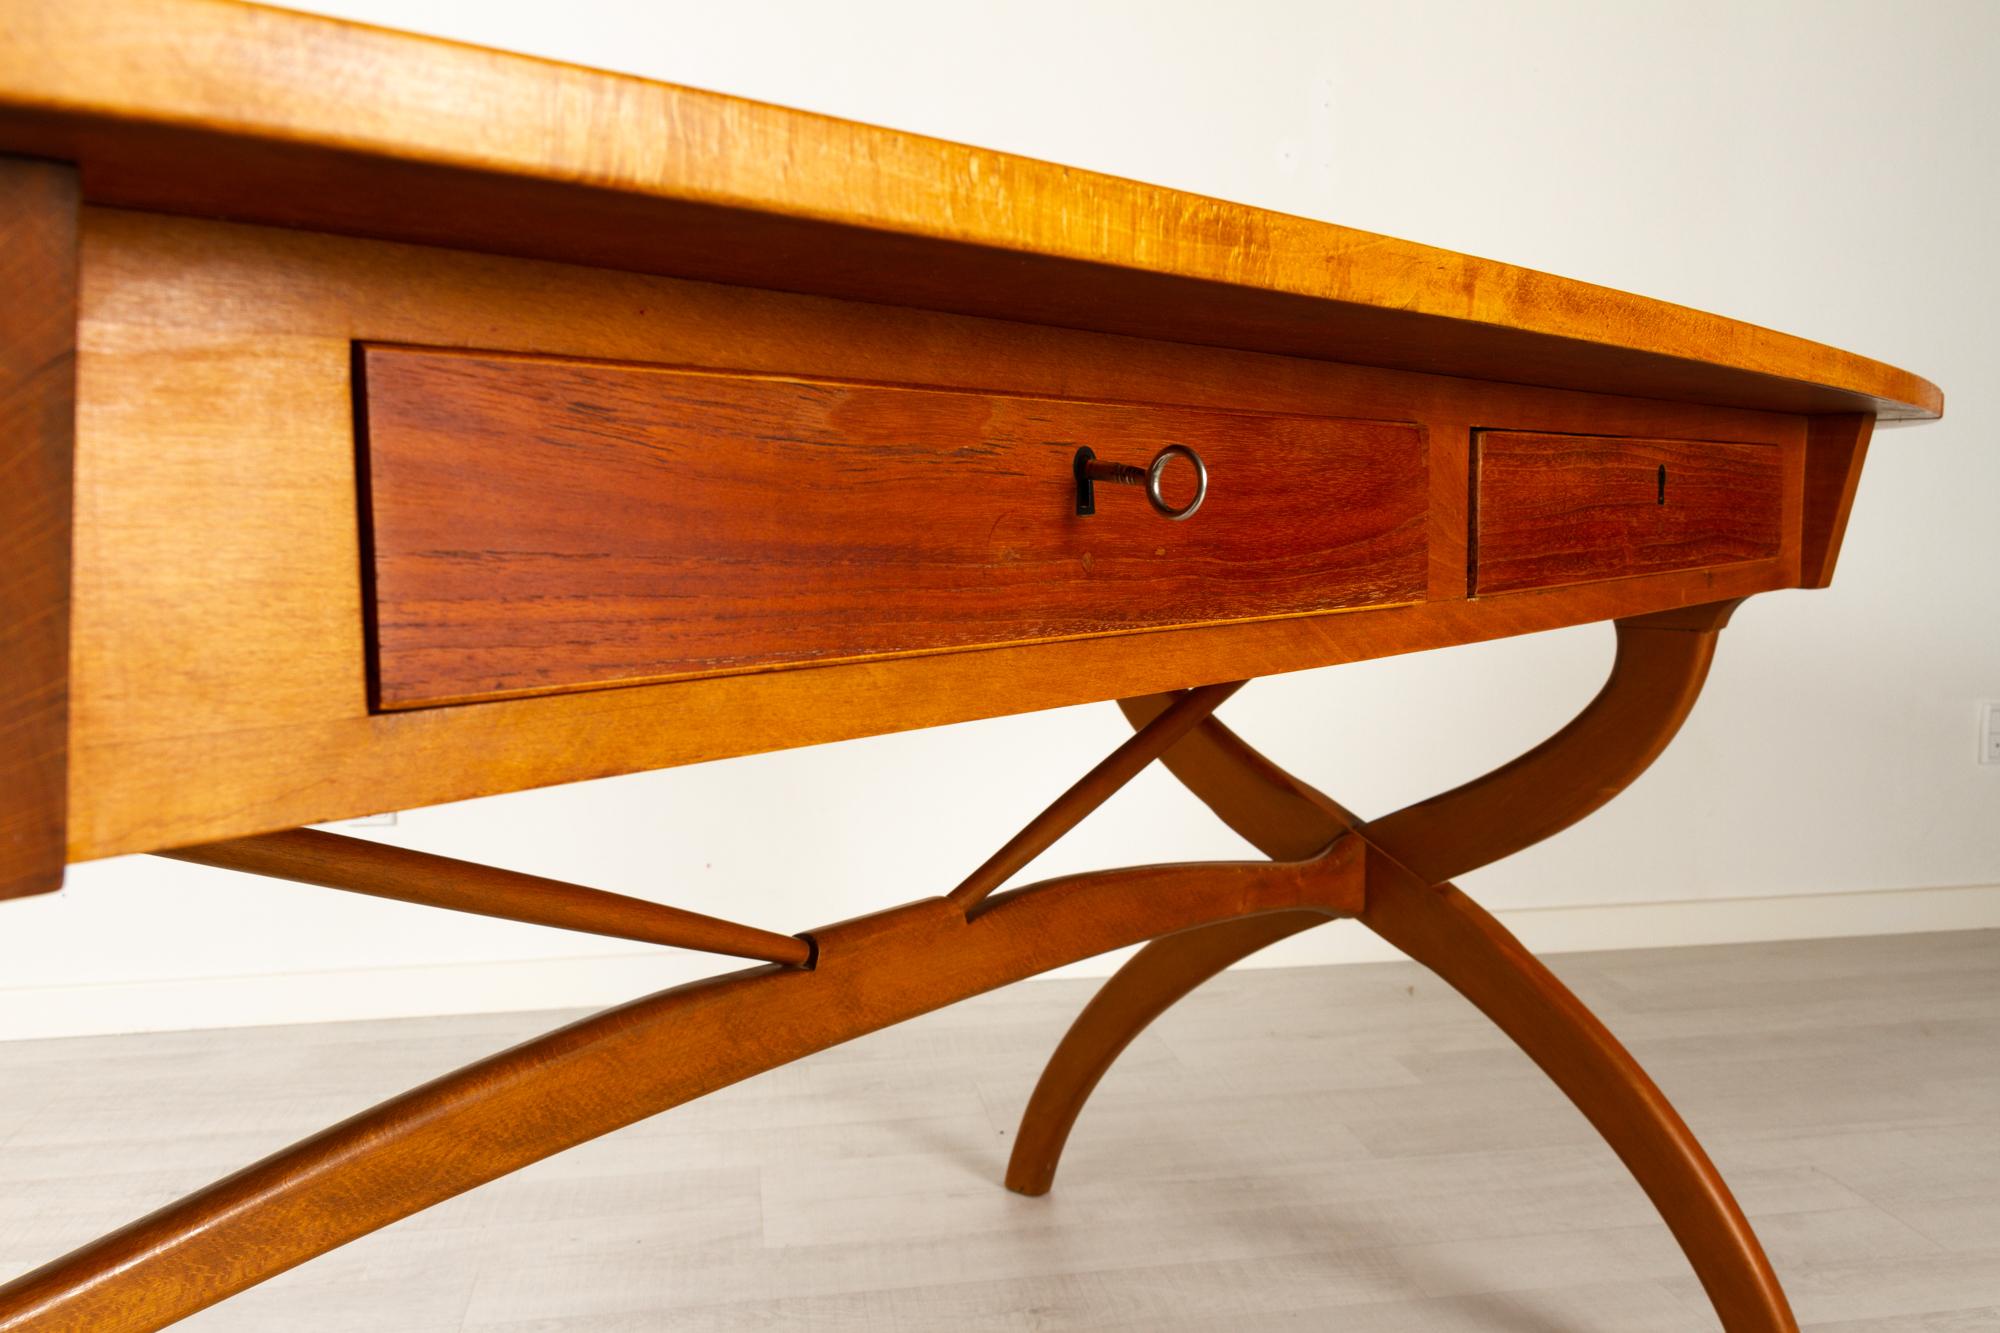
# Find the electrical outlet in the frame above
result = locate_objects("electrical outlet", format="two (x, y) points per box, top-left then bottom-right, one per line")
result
(1983, 702), (2000, 766)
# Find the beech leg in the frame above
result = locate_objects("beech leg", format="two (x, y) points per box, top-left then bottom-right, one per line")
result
(1010, 603), (1734, 1193)
(1012, 600), (1796, 1331)
(1366, 600), (1741, 884)
(0, 846), (1362, 1333)
(1004, 908), (1329, 1196)
(1362, 859), (1793, 1330)
(1006, 692), (1358, 1194)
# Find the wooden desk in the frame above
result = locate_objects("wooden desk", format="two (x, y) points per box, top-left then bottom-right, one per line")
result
(0, 2), (1943, 1328)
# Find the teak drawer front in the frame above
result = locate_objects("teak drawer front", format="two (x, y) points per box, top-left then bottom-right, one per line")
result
(1471, 430), (1783, 595)
(359, 347), (1429, 709)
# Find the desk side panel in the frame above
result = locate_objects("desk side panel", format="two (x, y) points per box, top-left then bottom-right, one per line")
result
(0, 157), (76, 899)
(66, 210), (1805, 860)
(1800, 413), (1875, 589)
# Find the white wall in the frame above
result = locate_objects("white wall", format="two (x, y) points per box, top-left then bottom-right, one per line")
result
(6, 0), (1997, 1038)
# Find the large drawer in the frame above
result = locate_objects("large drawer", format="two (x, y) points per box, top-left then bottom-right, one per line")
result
(358, 347), (1429, 709)
(1471, 430), (1783, 595)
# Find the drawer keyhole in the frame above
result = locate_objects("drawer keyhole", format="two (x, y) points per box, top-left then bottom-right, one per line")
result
(1657, 464), (1667, 506)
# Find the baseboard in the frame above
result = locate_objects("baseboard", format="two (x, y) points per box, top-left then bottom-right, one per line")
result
(1231, 879), (2000, 971)
(4, 882), (1997, 1041)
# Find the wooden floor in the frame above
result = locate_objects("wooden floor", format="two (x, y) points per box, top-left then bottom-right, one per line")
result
(2, 930), (1997, 1331)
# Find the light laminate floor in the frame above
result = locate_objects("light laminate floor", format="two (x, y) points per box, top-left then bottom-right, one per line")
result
(3, 930), (1998, 1330)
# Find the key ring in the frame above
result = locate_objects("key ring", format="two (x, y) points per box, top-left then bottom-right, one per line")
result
(1073, 444), (1207, 521)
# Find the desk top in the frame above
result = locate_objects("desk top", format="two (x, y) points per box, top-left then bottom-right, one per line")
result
(0, 0), (1947, 888)
(0, 0), (1940, 421)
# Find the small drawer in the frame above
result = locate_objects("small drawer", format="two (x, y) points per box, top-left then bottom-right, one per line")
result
(358, 347), (1429, 709)
(1471, 430), (1783, 595)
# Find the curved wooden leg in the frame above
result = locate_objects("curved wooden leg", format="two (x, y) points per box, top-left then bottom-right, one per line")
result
(1366, 600), (1741, 883)
(1113, 692), (1360, 860)
(1006, 692), (1355, 1195)
(1364, 862), (1794, 1330)
(1005, 908), (1327, 1195)
(1013, 600), (1797, 1331)
(0, 847), (1362, 1333)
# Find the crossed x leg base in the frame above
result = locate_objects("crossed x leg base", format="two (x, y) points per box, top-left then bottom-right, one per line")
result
(0, 599), (1792, 1332)
(1011, 598), (1793, 1331)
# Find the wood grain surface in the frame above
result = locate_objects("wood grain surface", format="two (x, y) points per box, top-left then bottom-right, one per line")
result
(64, 210), (1808, 861)
(1473, 432), (1783, 594)
(0, 0), (1940, 420)
(361, 348), (1427, 708)
(0, 156), (76, 900)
